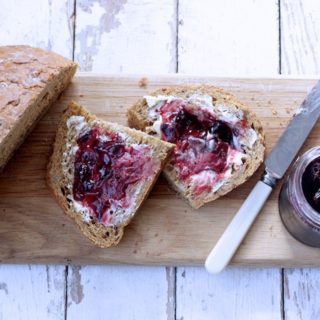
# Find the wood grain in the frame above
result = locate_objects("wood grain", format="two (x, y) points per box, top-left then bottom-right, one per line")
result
(0, 0), (74, 59)
(281, 1), (320, 318)
(281, 0), (320, 74)
(177, 1), (281, 317)
(0, 74), (318, 266)
(72, 1), (178, 318)
(66, 265), (171, 319)
(0, 0), (74, 318)
(178, 0), (279, 75)
(284, 268), (320, 320)
(176, 267), (282, 320)
(0, 264), (66, 320)
(74, 0), (177, 72)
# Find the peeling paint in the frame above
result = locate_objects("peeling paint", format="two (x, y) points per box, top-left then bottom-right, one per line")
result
(46, 265), (51, 293)
(0, 282), (8, 295)
(166, 267), (175, 320)
(76, 0), (127, 70)
(70, 266), (84, 304)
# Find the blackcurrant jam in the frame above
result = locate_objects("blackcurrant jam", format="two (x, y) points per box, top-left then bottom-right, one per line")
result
(302, 158), (320, 213)
(72, 127), (156, 225)
(158, 100), (236, 181)
(279, 147), (320, 247)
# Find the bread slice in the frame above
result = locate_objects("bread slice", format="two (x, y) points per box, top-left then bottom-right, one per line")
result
(47, 101), (174, 247)
(0, 45), (77, 171)
(127, 85), (265, 209)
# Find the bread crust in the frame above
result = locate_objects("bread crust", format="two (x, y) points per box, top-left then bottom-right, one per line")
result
(127, 85), (265, 209)
(47, 101), (174, 247)
(0, 45), (77, 171)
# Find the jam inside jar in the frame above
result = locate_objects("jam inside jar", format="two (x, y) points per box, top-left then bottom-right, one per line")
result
(279, 146), (320, 247)
(302, 157), (320, 213)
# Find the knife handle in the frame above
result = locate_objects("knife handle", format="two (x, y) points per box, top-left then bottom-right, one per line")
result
(205, 181), (273, 274)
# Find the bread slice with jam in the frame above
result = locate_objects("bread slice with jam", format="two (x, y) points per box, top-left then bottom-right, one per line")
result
(47, 101), (174, 247)
(127, 85), (265, 209)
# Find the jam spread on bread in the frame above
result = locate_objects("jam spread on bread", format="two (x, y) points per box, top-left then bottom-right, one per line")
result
(158, 99), (247, 194)
(73, 128), (155, 224)
(302, 158), (320, 213)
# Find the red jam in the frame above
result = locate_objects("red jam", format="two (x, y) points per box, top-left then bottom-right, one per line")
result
(158, 99), (242, 189)
(302, 157), (320, 213)
(73, 127), (156, 224)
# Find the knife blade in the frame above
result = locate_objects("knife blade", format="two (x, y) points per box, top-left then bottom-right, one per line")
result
(205, 80), (320, 274)
(266, 80), (320, 179)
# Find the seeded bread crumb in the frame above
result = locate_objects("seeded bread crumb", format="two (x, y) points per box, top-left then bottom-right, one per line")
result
(47, 101), (174, 247)
(127, 85), (265, 209)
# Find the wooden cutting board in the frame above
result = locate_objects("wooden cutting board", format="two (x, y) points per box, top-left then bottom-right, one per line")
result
(1, 74), (320, 267)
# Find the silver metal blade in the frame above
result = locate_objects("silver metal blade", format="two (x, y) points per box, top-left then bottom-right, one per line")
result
(265, 80), (320, 179)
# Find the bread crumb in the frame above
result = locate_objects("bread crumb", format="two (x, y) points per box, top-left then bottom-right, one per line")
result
(270, 105), (278, 115)
(138, 77), (148, 88)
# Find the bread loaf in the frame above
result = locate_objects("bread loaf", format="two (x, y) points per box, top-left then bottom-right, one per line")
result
(0, 45), (77, 170)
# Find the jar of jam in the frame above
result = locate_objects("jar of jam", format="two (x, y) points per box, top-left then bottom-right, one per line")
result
(279, 146), (320, 247)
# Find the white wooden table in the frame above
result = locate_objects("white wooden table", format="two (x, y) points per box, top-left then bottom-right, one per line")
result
(1, 0), (320, 319)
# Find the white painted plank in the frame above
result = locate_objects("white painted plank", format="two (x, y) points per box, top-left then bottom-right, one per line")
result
(284, 269), (320, 320)
(74, 0), (177, 72)
(67, 265), (171, 320)
(0, 1), (73, 319)
(176, 267), (282, 320)
(0, 0), (74, 59)
(177, 1), (281, 319)
(178, 0), (279, 75)
(73, 1), (177, 319)
(281, 0), (320, 74)
(281, 1), (320, 319)
(177, 268), (281, 320)
(0, 265), (65, 320)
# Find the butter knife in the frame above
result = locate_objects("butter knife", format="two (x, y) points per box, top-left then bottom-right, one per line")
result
(205, 80), (320, 274)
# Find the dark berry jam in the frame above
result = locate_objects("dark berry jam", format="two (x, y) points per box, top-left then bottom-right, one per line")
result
(73, 127), (156, 225)
(302, 157), (320, 213)
(159, 99), (238, 181)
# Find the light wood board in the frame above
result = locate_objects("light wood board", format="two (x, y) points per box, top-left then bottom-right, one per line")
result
(1, 74), (320, 267)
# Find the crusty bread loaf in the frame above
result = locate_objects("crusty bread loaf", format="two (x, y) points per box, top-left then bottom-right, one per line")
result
(0, 45), (77, 171)
(127, 85), (265, 209)
(47, 101), (174, 247)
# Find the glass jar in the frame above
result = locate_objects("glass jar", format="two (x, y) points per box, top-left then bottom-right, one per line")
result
(279, 146), (320, 247)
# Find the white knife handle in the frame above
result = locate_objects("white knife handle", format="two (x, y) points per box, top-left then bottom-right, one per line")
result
(205, 181), (273, 274)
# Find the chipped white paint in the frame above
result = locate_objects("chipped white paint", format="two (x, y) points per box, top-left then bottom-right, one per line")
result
(67, 266), (170, 319)
(281, 1), (320, 319)
(281, 0), (320, 74)
(284, 269), (320, 320)
(178, 0), (279, 75)
(177, 1), (282, 319)
(0, 0), (74, 59)
(72, 1), (177, 319)
(176, 267), (282, 320)
(74, 0), (177, 72)
(0, 1), (73, 319)
(0, 265), (65, 320)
